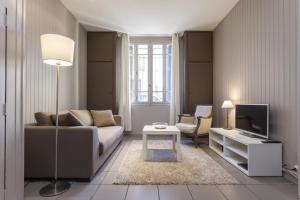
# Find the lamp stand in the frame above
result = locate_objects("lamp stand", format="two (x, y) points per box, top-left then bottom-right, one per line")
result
(40, 65), (70, 197)
(224, 109), (231, 130)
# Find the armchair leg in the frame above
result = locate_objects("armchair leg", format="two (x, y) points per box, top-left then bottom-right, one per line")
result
(193, 135), (198, 148)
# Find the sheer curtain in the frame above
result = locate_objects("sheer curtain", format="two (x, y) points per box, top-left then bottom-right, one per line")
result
(119, 33), (132, 131)
(169, 33), (180, 125)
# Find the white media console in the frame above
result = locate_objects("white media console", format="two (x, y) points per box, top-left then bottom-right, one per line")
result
(209, 128), (282, 176)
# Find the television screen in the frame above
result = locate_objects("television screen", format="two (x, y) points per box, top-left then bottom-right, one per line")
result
(235, 104), (269, 138)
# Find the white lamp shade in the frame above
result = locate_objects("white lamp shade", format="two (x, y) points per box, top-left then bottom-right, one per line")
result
(40, 34), (75, 67)
(222, 100), (234, 109)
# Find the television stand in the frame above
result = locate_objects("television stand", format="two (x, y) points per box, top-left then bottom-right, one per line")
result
(209, 128), (282, 176)
(238, 131), (260, 138)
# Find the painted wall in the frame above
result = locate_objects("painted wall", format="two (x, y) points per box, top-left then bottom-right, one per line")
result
(24, 0), (78, 123)
(213, 0), (298, 169)
(131, 104), (170, 134)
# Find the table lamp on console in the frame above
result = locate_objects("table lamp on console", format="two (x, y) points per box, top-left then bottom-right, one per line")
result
(222, 100), (234, 130)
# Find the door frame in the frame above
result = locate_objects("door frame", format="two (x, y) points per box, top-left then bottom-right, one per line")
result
(0, 4), (7, 200)
(297, 0), (300, 198)
(1, 0), (24, 199)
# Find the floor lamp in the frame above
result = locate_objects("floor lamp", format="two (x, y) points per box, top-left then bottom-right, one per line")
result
(39, 34), (75, 197)
(222, 100), (234, 130)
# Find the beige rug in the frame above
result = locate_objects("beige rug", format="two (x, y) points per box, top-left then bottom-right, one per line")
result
(114, 140), (239, 185)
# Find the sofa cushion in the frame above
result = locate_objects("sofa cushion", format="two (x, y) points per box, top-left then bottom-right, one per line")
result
(35, 112), (54, 126)
(91, 110), (116, 127)
(51, 111), (82, 126)
(70, 110), (93, 126)
(98, 126), (123, 154)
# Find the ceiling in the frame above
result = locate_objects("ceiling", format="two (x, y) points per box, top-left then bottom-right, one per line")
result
(61, 0), (239, 35)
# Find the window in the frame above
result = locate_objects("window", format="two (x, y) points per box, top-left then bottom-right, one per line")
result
(130, 38), (172, 104)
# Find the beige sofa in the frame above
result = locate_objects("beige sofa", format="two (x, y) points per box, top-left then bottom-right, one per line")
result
(25, 115), (123, 181)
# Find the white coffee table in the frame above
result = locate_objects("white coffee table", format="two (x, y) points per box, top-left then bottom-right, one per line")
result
(142, 125), (182, 161)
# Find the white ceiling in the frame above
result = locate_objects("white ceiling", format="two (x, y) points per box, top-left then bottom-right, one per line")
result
(61, 0), (239, 34)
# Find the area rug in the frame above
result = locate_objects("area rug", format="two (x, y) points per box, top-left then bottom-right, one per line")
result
(114, 140), (239, 185)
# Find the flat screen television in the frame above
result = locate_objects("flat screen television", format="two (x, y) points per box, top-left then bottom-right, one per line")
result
(235, 104), (269, 139)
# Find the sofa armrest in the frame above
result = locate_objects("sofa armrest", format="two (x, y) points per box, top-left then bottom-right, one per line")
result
(25, 125), (99, 179)
(113, 115), (123, 126)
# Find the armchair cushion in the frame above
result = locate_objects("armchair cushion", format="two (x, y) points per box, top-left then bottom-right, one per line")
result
(180, 115), (195, 124)
(197, 117), (213, 135)
(176, 123), (197, 134)
(195, 105), (212, 118)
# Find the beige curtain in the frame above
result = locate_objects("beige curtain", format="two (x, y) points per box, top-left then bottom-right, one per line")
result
(118, 33), (132, 131)
(169, 33), (180, 125)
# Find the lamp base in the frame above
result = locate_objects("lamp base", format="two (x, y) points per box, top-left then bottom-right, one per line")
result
(39, 181), (70, 197)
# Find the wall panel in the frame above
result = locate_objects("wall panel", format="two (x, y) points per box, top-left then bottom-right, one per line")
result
(25, 0), (77, 123)
(213, 0), (298, 169)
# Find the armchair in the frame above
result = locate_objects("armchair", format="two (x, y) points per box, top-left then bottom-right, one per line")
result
(176, 105), (213, 147)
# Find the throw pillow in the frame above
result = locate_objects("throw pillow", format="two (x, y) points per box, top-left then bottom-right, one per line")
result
(34, 112), (54, 126)
(90, 110), (116, 127)
(69, 110), (93, 126)
(51, 111), (82, 126)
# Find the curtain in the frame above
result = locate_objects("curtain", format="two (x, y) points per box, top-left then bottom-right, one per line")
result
(169, 33), (180, 125)
(118, 33), (132, 131)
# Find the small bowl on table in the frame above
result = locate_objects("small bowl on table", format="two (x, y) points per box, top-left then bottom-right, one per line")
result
(152, 122), (168, 129)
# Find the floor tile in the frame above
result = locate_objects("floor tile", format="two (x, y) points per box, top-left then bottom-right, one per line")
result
(100, 156), (116, 172)
(109, 157), (124, 172)
(159, 185), (192, 200)
(126, 185), (158, 200)
(25, 181), (30, 187)
(90, 171), (108, 185)
(57, 184), (98, 200)
(188, 185), (226, 200)
(24, 182), (58, 200)
(247, 184), (298, 200)
(24, 137), (294, 200)
(101, 172), (118, 184)
(217, 185), (258, 200)
(92, 185), (128, 200)
(232, 172), (292, 185)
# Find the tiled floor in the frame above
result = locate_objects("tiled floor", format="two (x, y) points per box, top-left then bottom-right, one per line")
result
(25, 136), (298, 200)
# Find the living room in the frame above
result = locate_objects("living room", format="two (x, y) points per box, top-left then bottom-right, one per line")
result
(1, 0), (300, 199)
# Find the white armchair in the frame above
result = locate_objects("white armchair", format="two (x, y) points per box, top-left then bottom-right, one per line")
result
(176, 105), (213, 147)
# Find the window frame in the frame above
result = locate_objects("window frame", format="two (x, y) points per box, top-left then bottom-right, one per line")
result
(130, 37), (172, 105)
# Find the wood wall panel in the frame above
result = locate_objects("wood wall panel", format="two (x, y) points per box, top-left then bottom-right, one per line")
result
(213, 0), (298, 169)
(187, 32), (212, 62)
(183, 31), (213, 113)
(87, 32), (117, 113)
(87, 32), (115, 61)
(87, 62), (114, 110)
(188, 63), (213, 112)
(24, 0), (77, 123)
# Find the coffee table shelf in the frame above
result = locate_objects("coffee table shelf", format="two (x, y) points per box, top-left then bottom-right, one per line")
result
(142, 125), (182, 161)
